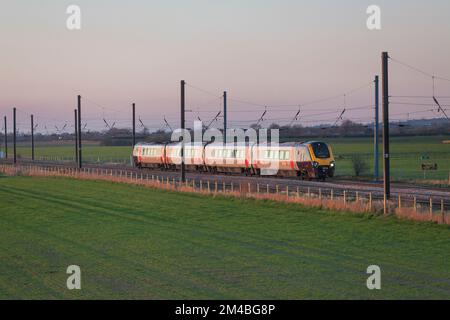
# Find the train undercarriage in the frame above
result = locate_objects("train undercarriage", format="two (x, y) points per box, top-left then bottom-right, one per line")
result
(135, 160), (334, 181)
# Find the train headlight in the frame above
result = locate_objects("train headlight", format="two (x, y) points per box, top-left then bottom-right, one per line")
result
(330, 161), (335, 167)
(312, 161), (319, 168)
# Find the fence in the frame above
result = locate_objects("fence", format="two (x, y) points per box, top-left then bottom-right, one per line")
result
(0, 163), (449, 225)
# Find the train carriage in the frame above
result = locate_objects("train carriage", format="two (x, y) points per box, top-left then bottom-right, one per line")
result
(165, 143), (204, 171)
(204, 143), (249, 174)
(133, 143), (165, 169)
(133, 140), (335, 180)
(251, 143), (299, 176)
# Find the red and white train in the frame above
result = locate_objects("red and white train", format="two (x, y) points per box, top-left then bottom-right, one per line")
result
(132, 141), (336, 179)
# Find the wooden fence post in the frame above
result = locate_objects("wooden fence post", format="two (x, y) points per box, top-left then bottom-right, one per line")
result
(429, 198), (433, 220)
(413, 196), (417, 212)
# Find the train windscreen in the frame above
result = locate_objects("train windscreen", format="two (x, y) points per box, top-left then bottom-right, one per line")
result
(311, 142), (330, 159)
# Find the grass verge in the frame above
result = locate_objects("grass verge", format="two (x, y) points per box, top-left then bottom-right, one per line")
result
(0, 176), (449, 299)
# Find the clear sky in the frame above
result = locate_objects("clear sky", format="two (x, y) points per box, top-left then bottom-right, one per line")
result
(1, 0), (449, 133)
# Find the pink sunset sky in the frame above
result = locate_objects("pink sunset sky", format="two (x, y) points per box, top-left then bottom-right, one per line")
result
(1, 0), (450, 133)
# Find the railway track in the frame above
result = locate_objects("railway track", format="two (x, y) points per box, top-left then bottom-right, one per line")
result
(2, 158), (450, 210)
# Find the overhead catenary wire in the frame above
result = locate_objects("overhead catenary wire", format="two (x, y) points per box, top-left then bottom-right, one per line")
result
(332, 109), (346, 127)
(389, 55), (450, 121)
(288, 108), (301, 127)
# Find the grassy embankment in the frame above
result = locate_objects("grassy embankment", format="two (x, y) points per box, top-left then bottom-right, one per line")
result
(0, 175), (449, 299)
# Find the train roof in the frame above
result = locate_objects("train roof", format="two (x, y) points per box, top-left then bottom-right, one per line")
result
(135, 141), (329, 147)
(134, 142), (161, 146)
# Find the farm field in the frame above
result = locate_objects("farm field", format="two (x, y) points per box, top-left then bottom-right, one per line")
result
(2, 135), (450, 180)
(0, 176), (449, 299)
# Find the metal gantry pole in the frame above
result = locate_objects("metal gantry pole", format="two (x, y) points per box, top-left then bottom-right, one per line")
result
(132, 103), (136, 147)
(3, 116), (7, 159)
(223, 91), (227, 144)
(13, 107), (16, 164)
(382, 52), (391, 214)
(77, 95), (82, 168)
(74, 109), (78, 164)
(31, 114), (35, 161)
(181, 80), (186, 182)
(374, 75), (379, 180)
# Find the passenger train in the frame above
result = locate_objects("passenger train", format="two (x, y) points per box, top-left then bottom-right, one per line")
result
(132, 141), (335, 180)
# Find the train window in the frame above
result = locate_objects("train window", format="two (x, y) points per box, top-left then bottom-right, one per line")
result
(311, 142), (330, 159)
(280, 151), (285, 160)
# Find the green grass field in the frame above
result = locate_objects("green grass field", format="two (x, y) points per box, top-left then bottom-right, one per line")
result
(327, 135), (450, 180)
(1, 176), (449, 299)
(3, 135), (449, 181)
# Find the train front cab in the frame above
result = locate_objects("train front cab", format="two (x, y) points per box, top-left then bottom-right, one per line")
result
(306, 141), (335, 179)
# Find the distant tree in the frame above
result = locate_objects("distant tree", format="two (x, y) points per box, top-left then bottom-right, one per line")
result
(269, 123), (280, 130)
(351, 154), (369, 177)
